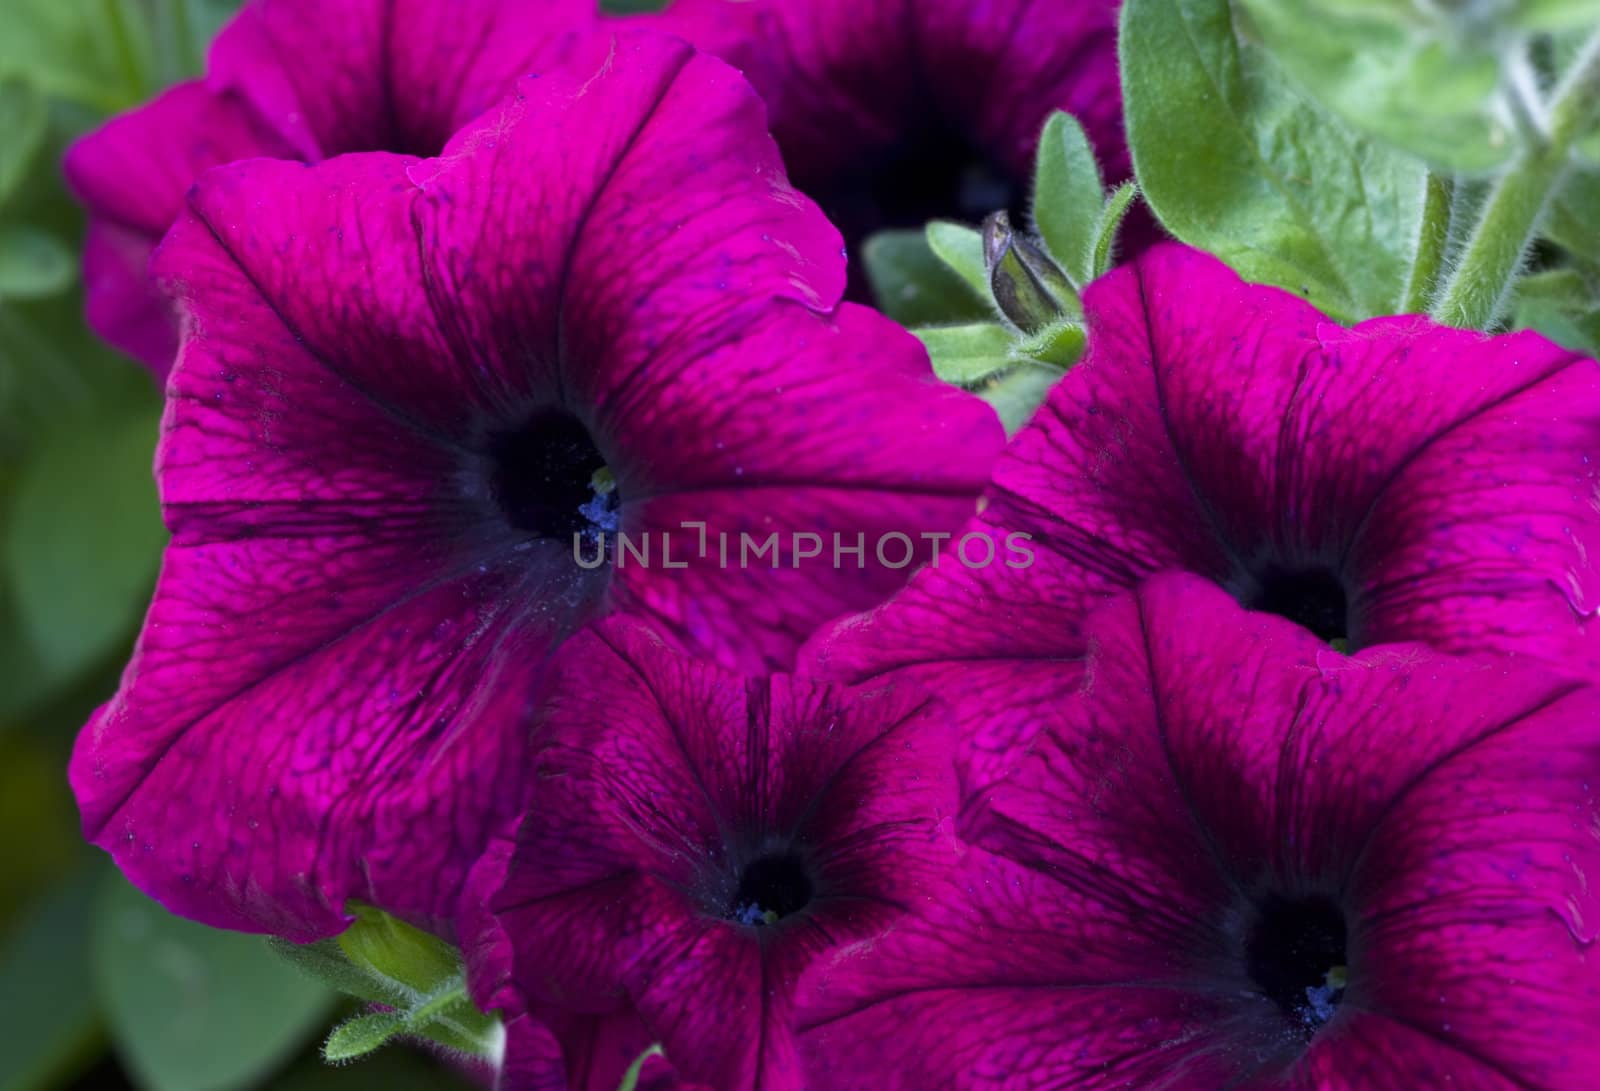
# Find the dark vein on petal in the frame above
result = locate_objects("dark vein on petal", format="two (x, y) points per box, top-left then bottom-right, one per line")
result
(1340, 681), (1586, 896)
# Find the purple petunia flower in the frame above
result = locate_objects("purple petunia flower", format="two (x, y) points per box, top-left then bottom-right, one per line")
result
(70, 33), (1001, 940)
(806, 243), (1600, 789)
(473, 619), (961, 1091)
(801, 574), (1600, 1089)
(658, 0), (1126, 250)
(64, 0), (604, 377)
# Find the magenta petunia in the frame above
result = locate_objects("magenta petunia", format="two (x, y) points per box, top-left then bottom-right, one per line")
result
(659, 0), (1126, 250)
(805, 242), (1600, 789)
(801, 574), (1600, 1089)
(64, 0), (603, 376)
(476, 619), (961, 1091)
(70, 33), (1001, 940)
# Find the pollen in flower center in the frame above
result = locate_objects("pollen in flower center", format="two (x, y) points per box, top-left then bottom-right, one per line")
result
(728, 851), (814, 927)
(1245, 894), (1349, 1034)
(487, 409), (618, 539)
(1247, 566), (1351, 645)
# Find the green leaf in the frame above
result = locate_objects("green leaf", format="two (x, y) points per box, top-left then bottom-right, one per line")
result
(1031, 112), (1105, 286)
(336, 903), (462, 997)
(1549, 169), (1600, 257)
(93, 874), (335, 1091)
(1231, 0), (1516, 173)
(924, 220), (990, 299)
(0, 0), (156, 112)
(3, 403), (166, 681)
(0, 227), (76, 302)
(977, 363), (1062, 436)
(1122, 0), (1429, 321)
(0, 870), (101, 1091)
(0, 77), (48, 210)
(1090, 182), (1139, 281)
(1513, 268), (1600, 354)
(323, 1013), (407, 1064)
(860, 230), (989, 327)
(915, 323), (1016, 386)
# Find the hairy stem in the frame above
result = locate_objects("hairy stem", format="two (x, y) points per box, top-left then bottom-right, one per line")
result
(1430, 30), (1600, 329)
(1402, 172), (1453, 314)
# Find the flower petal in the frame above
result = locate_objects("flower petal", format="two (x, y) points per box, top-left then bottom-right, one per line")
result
(63, 80), (292, 375)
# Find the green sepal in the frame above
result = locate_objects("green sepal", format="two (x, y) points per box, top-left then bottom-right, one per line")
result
(1016, 319), (1088, 369)
(267, 937), (403, 1006)
(272, 904), (503, 1067)
(861, 229), (990, 326)
(335, 903), (460, 996)
(916, 323), (1016, 386)
(617, 1044), (667, 1091)
(1090, 182), (1139, 281)
(1032, 111), (1105, 287)
(323, 1013), (407, 1064)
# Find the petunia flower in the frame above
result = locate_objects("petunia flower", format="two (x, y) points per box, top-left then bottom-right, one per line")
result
(658, 0), (1127, 251)
(70, 33), (1001, 940)
(64, 0), (604, 377)
(805, 242), (1600, 789)
(475, 619), (961, 1091)
(801, 574), (1600, 1089)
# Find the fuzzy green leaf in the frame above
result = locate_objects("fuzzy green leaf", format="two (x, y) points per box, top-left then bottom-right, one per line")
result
(925, 220), (991, 299)
(978, 364), (1061, 436)
(915, 323), (1016, 385)
(1122, 0), (1428, 321)
(1032, 112), (1105, 286)
(861, 229), (989, 326)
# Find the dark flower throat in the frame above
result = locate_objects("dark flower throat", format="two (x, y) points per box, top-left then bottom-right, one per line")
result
(819, 125), (1021, 246)
(728, 851), (814, 927)
(488, 409), (618, 539)
(1246, 894), (1349, 1034)
(1247, 566), (1351, 645)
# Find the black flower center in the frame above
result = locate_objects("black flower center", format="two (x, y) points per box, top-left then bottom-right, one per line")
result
(816, 127), (1022, 246)
(487, 409), (617, 539)
(1247, 566), (1350, 644)
(1246, 894), (1349, 1033)
(728, 852), (814, 927)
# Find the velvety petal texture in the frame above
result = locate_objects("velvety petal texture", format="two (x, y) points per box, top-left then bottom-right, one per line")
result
(482, 619), (961, 1091)
(64, 0), (602, 377)
(805, 242), (1600, 788)
(71, 34), (1001, 940)
(662, 0), (1126, 245)
(801, 574), (1600, 1090)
